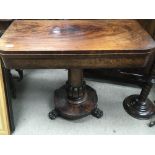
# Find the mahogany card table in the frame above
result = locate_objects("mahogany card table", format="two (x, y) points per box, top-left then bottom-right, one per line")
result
(0, 20), (155, 134)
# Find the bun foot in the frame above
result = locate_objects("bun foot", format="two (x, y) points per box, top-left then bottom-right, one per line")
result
(148, 121), (155, 127)
(92, 108), (103, 118)
(49, 109), (58, 120)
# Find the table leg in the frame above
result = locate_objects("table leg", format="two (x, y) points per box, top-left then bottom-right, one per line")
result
(9, 69), (24, 99)
(123, 65), (155, 120)
(49, 69), (103, 120)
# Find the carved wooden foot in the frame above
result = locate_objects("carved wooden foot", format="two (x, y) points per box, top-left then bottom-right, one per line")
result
(148, 102), (155, 127)
(148, 120), (155, 127)
(49, 109), (59, 120)
(91, 108), (103, 118)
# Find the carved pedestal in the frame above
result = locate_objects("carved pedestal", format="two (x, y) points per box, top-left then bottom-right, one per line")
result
(123, 65), (155, 119)
(49, 69), (103, 120)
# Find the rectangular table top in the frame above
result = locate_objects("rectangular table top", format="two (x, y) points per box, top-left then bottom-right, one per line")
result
(0, 20), (155, 55)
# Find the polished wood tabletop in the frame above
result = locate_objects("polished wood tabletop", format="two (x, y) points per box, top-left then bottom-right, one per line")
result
(0, 20), (155, 69)
(0, 20), (155, 54)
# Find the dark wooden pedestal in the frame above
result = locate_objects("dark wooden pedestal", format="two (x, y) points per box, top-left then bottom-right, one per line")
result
(123, 65), (155, 119)
(123, 83), (155, 119)
(49, 69), (103, 120)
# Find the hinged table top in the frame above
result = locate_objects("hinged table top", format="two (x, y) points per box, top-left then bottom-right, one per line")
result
(0, 20), (155, 55)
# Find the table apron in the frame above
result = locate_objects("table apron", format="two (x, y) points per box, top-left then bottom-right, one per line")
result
(1, 53), (151, 69)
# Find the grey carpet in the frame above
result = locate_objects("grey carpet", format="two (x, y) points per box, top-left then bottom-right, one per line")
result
(12, 69), (155, 135)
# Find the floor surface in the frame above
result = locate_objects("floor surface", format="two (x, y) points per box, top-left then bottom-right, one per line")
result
(12, 69), (155, 135)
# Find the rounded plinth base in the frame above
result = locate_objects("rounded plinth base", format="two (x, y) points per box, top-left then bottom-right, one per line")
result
(123, 95), (155, 120)
(54, 85), (98, 120)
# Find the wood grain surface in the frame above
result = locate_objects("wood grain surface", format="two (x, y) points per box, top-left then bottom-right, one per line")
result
(0, 20), (155, 54)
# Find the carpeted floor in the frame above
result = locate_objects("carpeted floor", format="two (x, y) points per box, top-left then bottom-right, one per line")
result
(12, 69), (155, 135)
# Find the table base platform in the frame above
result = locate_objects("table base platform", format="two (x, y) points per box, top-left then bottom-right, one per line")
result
(123, 95), (155, 120)
(49, 69), (103, 120)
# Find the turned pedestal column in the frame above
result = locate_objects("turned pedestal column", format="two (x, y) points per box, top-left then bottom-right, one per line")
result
(123, 64), (155, 119)
(49, 69), (103, 120)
